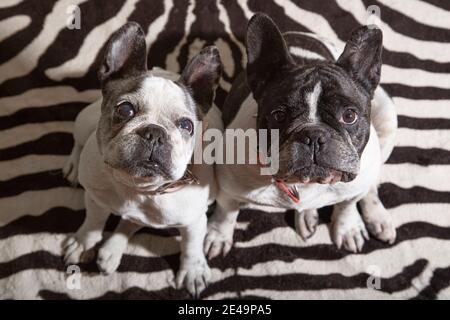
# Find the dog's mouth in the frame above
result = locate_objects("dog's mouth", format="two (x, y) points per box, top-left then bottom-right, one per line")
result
(276, 165), (357, 184)
(104, 159), (172, 181)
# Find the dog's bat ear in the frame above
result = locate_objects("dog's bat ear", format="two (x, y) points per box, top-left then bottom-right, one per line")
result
(179, 46), (223, 115)
(246, 13), (295, 99)
(98, 22), (147, 86)
(336, 26), (383, 98)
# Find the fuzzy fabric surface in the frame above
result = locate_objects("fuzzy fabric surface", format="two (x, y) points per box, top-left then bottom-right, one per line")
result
(0, 0), (449, 299)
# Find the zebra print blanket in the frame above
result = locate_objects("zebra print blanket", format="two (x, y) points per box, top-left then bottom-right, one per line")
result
(1, 0), (449, 300)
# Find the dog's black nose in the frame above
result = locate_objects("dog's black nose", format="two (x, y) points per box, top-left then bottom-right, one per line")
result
(137, 125), (168, 145)
(297, 127), (330, 147)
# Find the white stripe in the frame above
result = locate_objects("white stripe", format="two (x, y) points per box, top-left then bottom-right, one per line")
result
(396, 128), (450, 150)
(438, 286), (450, 299)
(0, 86), (100, 117)
(0, 232), (236, 299)
(0, 0), (88, 85)
(289, 46), (326, 61)
(274, 0), (346, 48)
(235, 203), (450, 249)
(165, 0), (195, 72)
(215, 38), (235, 77)
(0, 267), (236, 299)
(216, 0), (247, 73)
(0, 233), (180, 263)
(237, 238), (450, 279)
(378, 0), (450, 29)
(0, 15), (31, 43)
(45, 0), (140, 81)
(394, 97), (450, 119)
(284, 31), (343, 59)
(145, 0), (173, 51)
(235, 225), (329, 248)
(381, 65), (450, 89)
(0, 188), (84, 226)
(335, 0), (450, 63)
(0, 0), (24, 9)
(241, 286), (416, 299)
(236, 0), (253, 20)
(0, 121), (73, 149)
(389, 203), (450, 226)
(0, 268), (173, 299)
(0, 155), (67, 181)
(381, 163), (450, 192)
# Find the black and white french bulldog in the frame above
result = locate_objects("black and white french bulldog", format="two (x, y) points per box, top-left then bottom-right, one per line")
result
(62, 22), (223, 296)
(205, 13), (397, 257)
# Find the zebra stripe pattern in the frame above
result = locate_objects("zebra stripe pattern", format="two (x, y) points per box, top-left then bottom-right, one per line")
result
(0, 0), (449, 299)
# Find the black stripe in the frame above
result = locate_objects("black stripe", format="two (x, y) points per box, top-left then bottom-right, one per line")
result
(36, 0), (128, 73)
(383, 50), (450, 74)
(398, 115), (450, 130)
(248, 0), (311, 33)
(0, 250), (177, 280)
(415, 0), (450, 11)
(147, 0), (189, 70)
(0, 0), (54, 65)
(387, 146), (450, 165)
(39, 286), (193, 300)
(204, 259), (427, 294)
(415, 265), (450, 299)
(0, 132), (73, 161)
(0, 170), (71, 198)
(379, 183), (450, 208)
(0, 102), (86, 130)
(290, 0), (450, 74)
(382, 84), (450, 100)
(209, 222), (450, 270)
(0, 251), (65, 279)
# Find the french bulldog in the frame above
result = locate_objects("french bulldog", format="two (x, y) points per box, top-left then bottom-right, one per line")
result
(205, 13), (397, 257)
(62, 22), (223, 297)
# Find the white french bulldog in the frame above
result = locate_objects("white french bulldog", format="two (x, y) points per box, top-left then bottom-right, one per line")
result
(205, 13), (397, 258)
(62, 22), (223, 297)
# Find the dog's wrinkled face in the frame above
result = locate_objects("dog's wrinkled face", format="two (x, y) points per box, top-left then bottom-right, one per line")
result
(246, 14), (382, 184)
(96, 22), (221, 189)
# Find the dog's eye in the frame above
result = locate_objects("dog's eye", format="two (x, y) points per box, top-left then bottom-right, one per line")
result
(340, 109), (358, 125)
(177, 118), (194, 135)
(117, 102), (135, 118)
(271, 109), (286, 123)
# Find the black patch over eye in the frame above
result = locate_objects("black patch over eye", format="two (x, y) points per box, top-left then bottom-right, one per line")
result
(340, 109), (358, 125)
(271, 109), (287, 123)
(116, 102), (136, 119)
(177, 118), (194, 135)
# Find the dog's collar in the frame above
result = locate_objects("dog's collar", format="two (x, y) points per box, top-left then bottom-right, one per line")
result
(146, 167), (199, 195)
(257, 153), (300, 204)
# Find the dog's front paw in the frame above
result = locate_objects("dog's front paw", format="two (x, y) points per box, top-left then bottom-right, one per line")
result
(176, 258), (211, 298)
(332, 214), (369, 253)
(364, 209), (396, 244)
(63, 236), (95, 265)
(295, 209), (319, 241)
(204, 223), (234, 259)
(97, 245), (124, 274)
